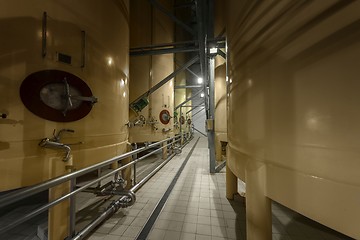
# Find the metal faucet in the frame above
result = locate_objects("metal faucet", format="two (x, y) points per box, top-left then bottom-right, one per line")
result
(39, 128), (75, 162)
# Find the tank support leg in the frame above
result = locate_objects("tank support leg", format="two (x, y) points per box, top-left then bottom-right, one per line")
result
(162, 141), (168, 160)
(245, 162), (271, 240)
(122, 143), (133, 190)
(48, 159), (70, 240)
(226, 164), (237, 199)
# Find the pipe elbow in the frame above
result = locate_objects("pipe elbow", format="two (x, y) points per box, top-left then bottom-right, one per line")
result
(62, 144), (71, 162)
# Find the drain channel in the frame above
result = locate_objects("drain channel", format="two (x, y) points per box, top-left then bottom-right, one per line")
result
(135, 137), (200, 240)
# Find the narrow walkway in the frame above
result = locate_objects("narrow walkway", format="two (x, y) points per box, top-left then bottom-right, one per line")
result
(87, 136), (353, 240)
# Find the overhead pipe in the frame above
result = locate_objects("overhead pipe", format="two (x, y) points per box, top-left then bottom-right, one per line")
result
(130, 45), (199, 56)
(175, 85), (203, 89)
(130, 40), (197, 51)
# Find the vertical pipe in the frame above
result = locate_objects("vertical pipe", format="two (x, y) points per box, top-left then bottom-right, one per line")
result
(208, 57), (216, 173)
(133, 143), (138, 185)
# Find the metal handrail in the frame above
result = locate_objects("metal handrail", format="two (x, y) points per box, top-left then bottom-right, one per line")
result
(0, 137), (174, 209)
(0, 134), (188, 235)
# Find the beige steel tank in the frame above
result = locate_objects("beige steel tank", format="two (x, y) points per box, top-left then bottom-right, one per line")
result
(129, 0), (174, 143)
(174, 72), (186, 135)
(225, 1), (360, 239)
(214, 63), (227, 161)
(214, 0), (227, 162)
(0, 0), (129, 238)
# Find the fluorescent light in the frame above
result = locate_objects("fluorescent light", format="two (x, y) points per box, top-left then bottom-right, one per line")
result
(210, 47), (217, 54)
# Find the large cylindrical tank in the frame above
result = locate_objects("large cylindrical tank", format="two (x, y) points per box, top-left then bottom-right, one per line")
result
(129, 0), (174, 143)
(0, 0), (129, 238)
(226, 1), (360, 239)
(214, 0), (227, 161)
(214, 63), (227, 161)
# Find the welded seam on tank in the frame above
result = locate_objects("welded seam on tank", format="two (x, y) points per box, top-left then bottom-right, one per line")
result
(135, 137), (200, 240)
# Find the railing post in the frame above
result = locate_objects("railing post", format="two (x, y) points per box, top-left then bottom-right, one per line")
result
(132, 143), (138, 185)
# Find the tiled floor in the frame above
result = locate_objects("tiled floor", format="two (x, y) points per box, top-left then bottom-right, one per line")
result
(85, 135), (354, 240)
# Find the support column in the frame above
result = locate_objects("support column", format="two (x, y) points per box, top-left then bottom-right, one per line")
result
(122, 143), (133, 190)
(162, 141), (168, 160)
(245, 162), (271, 240)
(208, 57), (216, 173)
(226, 164), (237, 199)
(48, 157), (70, 240)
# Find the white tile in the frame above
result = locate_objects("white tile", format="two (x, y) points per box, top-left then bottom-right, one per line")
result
(87, 232), (106, 240)
(95, 223), (116, 234)
(167, 220), (183, 231)
(130, 217), (147, 227)
(198, 208), (211, 217)
(211, 237), (227, 240)
(109, 224), (127, 236)
(211, 226), (227, 238)
(180, 232), (196, 240)
(195, 234), (210, 240)
(164, 230), (181, 240)
(196, 224), (212, 236)
(122, 226), (141, 238)
(197, 215), (211, 225)
(184, 214), (198, 223)
(182, 222), (197, 233)
(148, 228), (166, 240)
(210, 217), (226, 227)
(154, 219), (169, 229)
(103, 235), (122, 240)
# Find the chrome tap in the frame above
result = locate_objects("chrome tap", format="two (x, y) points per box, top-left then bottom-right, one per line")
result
(39, 138), (71, 162)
